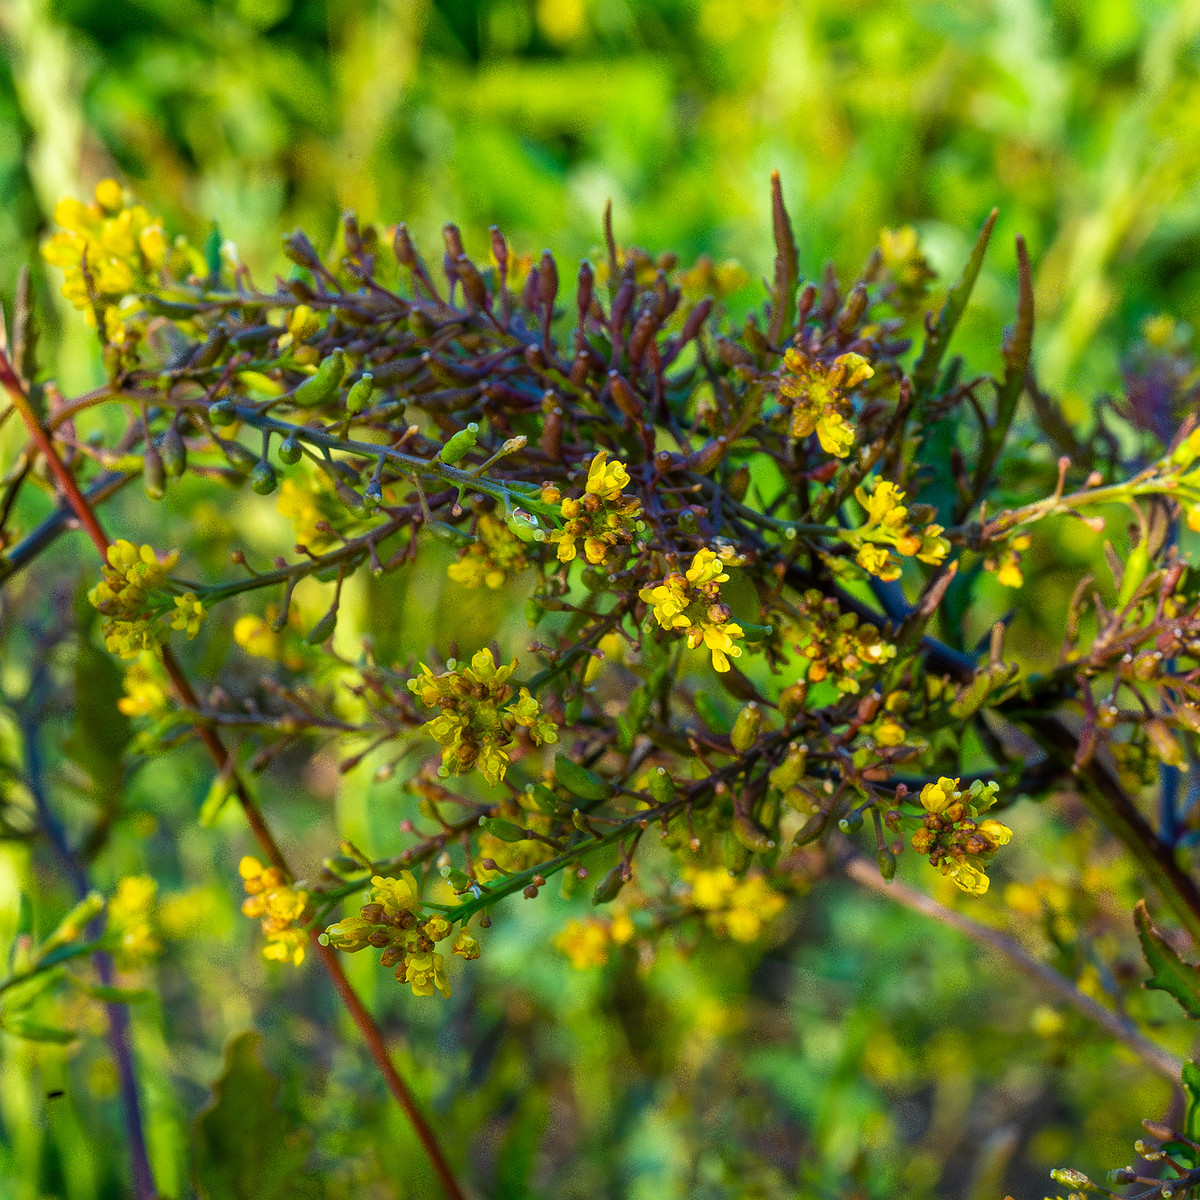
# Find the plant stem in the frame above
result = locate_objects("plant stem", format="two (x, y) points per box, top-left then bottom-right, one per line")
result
(0, 348), (468, 1200)
(843, 852), (1183, 1083)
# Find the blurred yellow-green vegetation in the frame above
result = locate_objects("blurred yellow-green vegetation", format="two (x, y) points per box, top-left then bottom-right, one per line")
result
(3, 2), (1200, 1198)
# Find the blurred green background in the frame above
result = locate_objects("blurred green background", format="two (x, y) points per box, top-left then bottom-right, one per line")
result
(3, 1), (1200, 1197)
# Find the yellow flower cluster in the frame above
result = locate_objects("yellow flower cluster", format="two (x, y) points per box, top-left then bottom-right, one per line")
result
(447, 514), (530, 588)
(407, 648), (558, 786)
(790, 589), (897, 694)
(554, 912), (635, 969)
(639, 548), (745, 672)
(117, 660), (167, 717)
(106, 875), (161, 969)
(778, 347), (874, 458)
(550, 450), (643, 566)
(239, 856), (309, 966)
(320, 871), (481, 999)
(684, 867), (786, 942)
(42, 180), (168, 345)
(88, 540), (181, 659)
(910, 778), (1011, 896)
(851, 478), (949, 581)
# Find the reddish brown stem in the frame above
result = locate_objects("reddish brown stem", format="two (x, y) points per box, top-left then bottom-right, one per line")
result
(2, 350), (467, 1200)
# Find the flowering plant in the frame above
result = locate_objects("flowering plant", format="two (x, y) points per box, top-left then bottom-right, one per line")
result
(8, 175), (1200, 1197)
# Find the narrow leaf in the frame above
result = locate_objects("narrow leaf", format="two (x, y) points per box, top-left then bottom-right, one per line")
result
(1135, 899), (1200, 1018)
(912, 208), (998, 403)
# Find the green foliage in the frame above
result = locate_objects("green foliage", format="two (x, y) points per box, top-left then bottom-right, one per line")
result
(1136, 899), (1200, 1020)
(193, 1031), (317, 1200)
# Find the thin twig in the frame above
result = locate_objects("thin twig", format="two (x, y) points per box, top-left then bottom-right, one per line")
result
(842, 853), (1183, 1083)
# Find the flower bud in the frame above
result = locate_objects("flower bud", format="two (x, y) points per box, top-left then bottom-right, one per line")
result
(592, 865), (626, 905)
(161, 422), (187, 478)
(345, 372), (375, 414)
(143, 442), (166, 500)
(438, 422), (479, 464)
(647, 767), (676, 805)
(209, 398), (237, 426)
(278, 434), (303, 465)
(250, 461), (278, 495)
(303, 608), (338, 645)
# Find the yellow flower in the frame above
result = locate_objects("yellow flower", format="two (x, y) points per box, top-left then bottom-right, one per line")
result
(107, 875), (161, 969)
(447, 515), (530, 589)
(639, 548), (745, 672)
(684, 868), (785, 942)
(234, 614), (282, 659)
(995, 551), (1024, 589)
(779, 347), (873, 458)
(41, 180), (173, 345)
(408, 649), (558, 786)
(117, 660), (166, 717)
(911, 779), (1007, 896)
(452, 930), (482, 960)
(851, 477), (949, 581)
(276, 477), (342, 552)
(170, 593), (205, 638)
(550, 450), (642, 566)
(401, 950), (451, 998)
(239, 856), (309, 966)
(555, 918), (611, 969)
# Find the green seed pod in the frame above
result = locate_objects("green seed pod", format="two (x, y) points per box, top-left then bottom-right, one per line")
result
(209, 398), (237, 427)
(730, 702), (762, 752)
(292, 348), (347, 408)
(1146, 718), (1187, 767)
(506, 510), (543, 543)
(278, 434), (303, 465)
(769, 745), (808, 792)
(838, 808), (864, 834)
(190, 323), (229, 369)
(440, 865), (474, 892)
(250, 461), (278, 495)
(363, 481), (383, 509)
(564, 694), (583, 727)
(592, 865), (626, 905)
(221, 440), (259, 473)
(345, 372), (375, 414)
(778, 682), (807, 721)
(143, 442), (166, 500)
(525, 599), (544, 627)
(553, 753), (613, 801)
(304, 608), (338, 645)
(733, 811), (774, 852)
(524, 783), (564, 813)
(647, 767), (676, 805)
(877, 844), (897, 881)
(1116, 539), (1151, 610)
(426, 522), (475, 548)
(438, 422), (480, 464)
(479, 816), (528, 842)
(792, 803), (835, 847)
(322, 856), (363, 877)
(740, 623), (774, 643)
(160, 422), (187, 478)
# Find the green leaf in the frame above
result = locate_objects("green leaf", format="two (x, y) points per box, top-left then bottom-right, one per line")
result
(192, 1031), (316, 1200)
(1, 1017), (77, 1043)
(1182, 1061), (1200, 1167)
(495, 1090), (549, 1200)
(911, 207), (997, 405)
(1135, 900), (1200, 1018)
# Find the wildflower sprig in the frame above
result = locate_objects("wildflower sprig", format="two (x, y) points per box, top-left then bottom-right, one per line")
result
(848, 477), (950, 581)
(778, 346), (873, 458)
(320, 871), (480, 999)
(549, 450), (644, 566)
(239, 856), (309, 966)
(907, 777), (1011, 895)
(407, 649), (558, 786)
(639, 547), (745, 672)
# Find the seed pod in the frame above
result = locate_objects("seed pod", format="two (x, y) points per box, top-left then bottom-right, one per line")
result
(769, 744), (808, 792)
(221, 440), (259, 473)
(143, 442), (166, 500)
(478, 816), (528, 842)
(345, 372), (375, 414)
(730, 702), (762, 752)
(592, 865), (626, 905)
(733, 811), (774, 852)
(838, 808), (864, 834)
(189, 324), (230, 370)
(208, 398), (238, 427)
(877, 843), (897, 881)
(278, 434), (303, 465)
(456, 255), (489, 311)
(425, 522), (475, 548)
(604, 372), (639, 422)
(778, 682), (807, 721)
(647, 767), (676, 805)
(576, 261), (594, 327)
(282, 230), (324, 271)
(554, 754), (613, 801)
(250, 461), (278, 495)
(1116, 538), (1151, 610)
(292, 348), (347, 408)
(1146, 718), (1186, 767)
(161, 421), (187, 477)
(792, 802), (835, 847)
(304, 608), (338, 646)
(438, 422), (479, 464)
